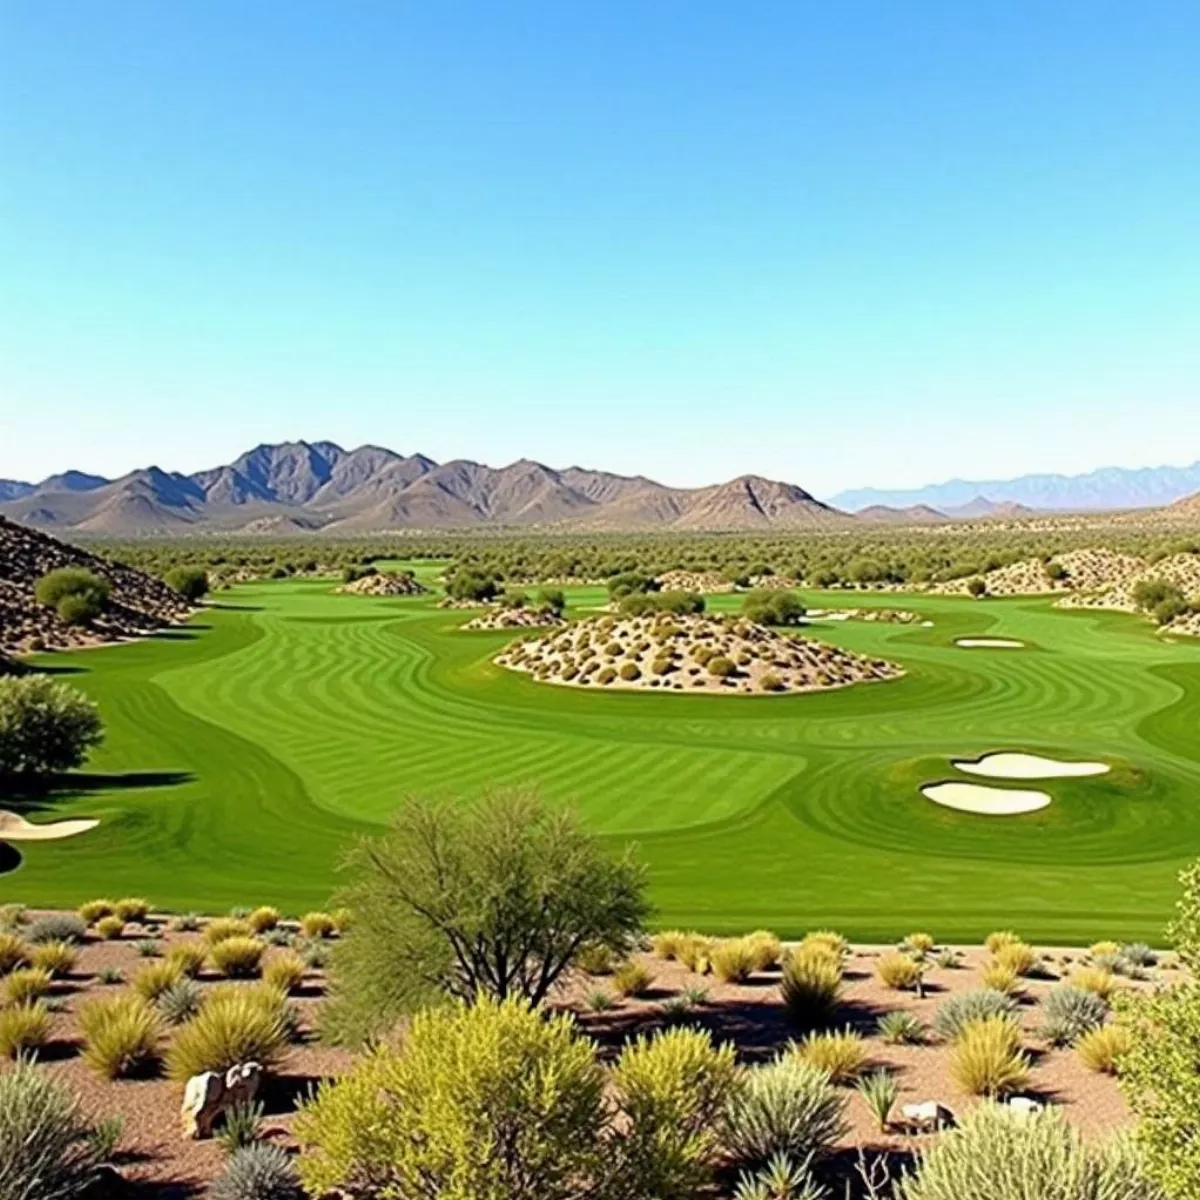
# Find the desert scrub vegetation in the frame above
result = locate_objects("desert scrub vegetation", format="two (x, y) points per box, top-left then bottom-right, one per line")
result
(1075, 1023), (1130, 1074)
(27, 912), (87, 945)
(80, 993), (163, 1079)
(780, 946), (843, 1029)
(932, 987), (1017, 1041)
(245, 905), (281, 934)
(78, 898), (114, 924)
(95, 916), (125, 941)
(875, 951), (923, 990)
(209, 935), (267, 978)
(3, 965), (53, 1006)
(0, 673), (104, 778)
(0, 930), (31, 973)
(166, 985), (289, 1081)
(711, 938), (760, 983)
(132, 958), (184, 1002)
(263, 950), (307, 994)
(300, 911), (336, 939)
(791, 1029), (867, 1085)
(612, 960), (653, 998)
(877, 1009), (925, 1045)
(29, 940), (77, 977)
(991, 939), (1039, 977)
(210, 1143), (303, 1200)
(165, 940), (208, 977)
(157, 978), (204, 1025)
(203, 917), (254, 945)
(0, 1001), (52, 1058)
(1068, 965), (1119, 1001)
(113, 897), (150, 923)
(1038, 985), (1109, 1047)
(321, 788), (647, 1044)
(980, 959), (1022, 996)
(950, 1016), (1029, 1097)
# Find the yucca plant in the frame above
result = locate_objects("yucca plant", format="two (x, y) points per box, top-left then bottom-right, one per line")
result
(132, 958), (184, 1003)
(876, 952), (922, 991)
(166, 986), (289, 1081)
(247, 906), (281, 934)
(877, 1009), (924, 1045)
(165, 940), (208, 977)
(780, 948), (842, 1029)
(791, 1029), (867, 1085)
(263, 950), (307, 994)
(950, 1016), (1029, 1097)
(210, 1142), (302, 1200)
(4, 966), (53, 1006)
(210, 936), (266, 978)
(157, 978), (204, 1026)
(0, 931), (31, 974)
(79, 993), (163, 1080)
(612, 960), (653, 997)
(732, 1152), (825, 1200)
(856, 1069), (898, 1132)
(217, 1100), (264, 1154)
(1075, 1023), (1130, 1074)
(0, 1002), (52, 1058)
(712, 938), (759, 984)
(96, 965), (124, 985)
(1038, 985), (1108, 1047)
(29, 941), (77, 978)
(933, 988), (1017, 1042)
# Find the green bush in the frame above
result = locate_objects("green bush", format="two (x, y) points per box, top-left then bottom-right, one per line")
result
(166, 986), (289, 1081)
(34, 568), (111, 624)
(0, 1059), (106, 1199)
(722, 1057), (846, 1171)
(0, 675), (104, 777)
(901, 1104), (1160, 1200)
(742, 590), (806, 626)
(707, 656), (735, 678)
(0, 1001), (52, 1058)
(1039, 985), (1108, 1047)
(447, 570), (499, 602)
(164, 566), (210, 601)
(620, 590), (705, 616)
(210, 936), (267, 978)
(79, 993), (163, 1079)
(950, 1017), (1029, 1097)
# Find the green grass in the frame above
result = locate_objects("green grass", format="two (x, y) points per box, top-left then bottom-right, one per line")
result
(4, 572), (1200, 942)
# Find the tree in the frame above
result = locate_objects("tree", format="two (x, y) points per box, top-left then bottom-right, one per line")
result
(966, 578), (987, 598)
(0, 675), (104, 778)
(164, 566), (210, 601)
(742, 590), (805, 627)
(34, 568), (110, 626)
(448, 570), (499, 602)
(322, 789), (649, 1043)
(536, 588), (566, 614)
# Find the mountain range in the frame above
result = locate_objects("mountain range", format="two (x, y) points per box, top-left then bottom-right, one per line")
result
(831, 461), (1200, 513)
(0, 442), (849, 534)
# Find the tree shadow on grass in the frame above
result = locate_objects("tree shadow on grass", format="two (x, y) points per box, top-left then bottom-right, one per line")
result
(1, 770), (193, 808)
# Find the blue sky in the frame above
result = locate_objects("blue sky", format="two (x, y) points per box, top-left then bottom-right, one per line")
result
(1, 1), (1198, 497)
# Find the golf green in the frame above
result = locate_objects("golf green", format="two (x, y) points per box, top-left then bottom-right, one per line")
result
(5, 575), (1200, 943)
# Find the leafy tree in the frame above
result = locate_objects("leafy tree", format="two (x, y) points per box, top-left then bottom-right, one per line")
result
(606, 572), (658, 600)
(742, 590), (805, 627)
(1132, 579), (1179, 612)
(164, 566), (210, 601)
(0, 675), (104, 778)
(966, 578), (987, 598)
(620, 591), (704, 617)
(536, 588), (566, 614)
(34, 568), (110, 626)
(447, 570), (499, 602)
(322, 788), (649, 1043)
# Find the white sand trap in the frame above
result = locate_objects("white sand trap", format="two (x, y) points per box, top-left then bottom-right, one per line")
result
(922, 782), (1050, 816)
(955, 752), (1110, 780)
(0, 810), (99, 841)
(956, 637), (1025, 648)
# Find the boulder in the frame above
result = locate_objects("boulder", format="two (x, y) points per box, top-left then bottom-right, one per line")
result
(180, 1061), (263, 1139)
(900, 1101), (955, 1132)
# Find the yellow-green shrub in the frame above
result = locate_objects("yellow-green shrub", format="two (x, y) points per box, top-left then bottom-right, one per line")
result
(981, 960), (1021, 996)
(79, 993), (162, 1079)
(1088, 940), (1120, 959)
(651, 930), (687, 960)
(114, 898), (150, 923)
(95, 916), (125, 941)
(165, 941), (207, 978)
(263, 951), (307, 995)
(905, 932), (935, 953)
(612, 961), (653, 998)
(203, 917), (253, 946)
(985, 930), (1021, 955)
(781, 948), (842, 1028)
(0, 1002), (51, 1058)
(992, 941), (1038, 978)
(132, 959), (184, 1003)
(247, 906), (281, 934)
(0, 932), (30, 974)
(330, 907), (353, 934)
(1075, 1024), (1130, 1074)
(209, 936), (266, 978)
(745, 930), (782, 971)
(950, 1017), (1029, 1097)
(29, 941), (77, 978)
(792, 1029), (867, 1084)
(3, 966), (52, 1006)
(802, 931), (848, 958)
(876, 952), (922, 990)
(1068, 966), (1118, 1001)
(300, 912), (336, 939)
(78, 899), (114, 924)
(166, 986), (289, 1081)
(711, 939), (757, 984)
(677, 935), (712, 974)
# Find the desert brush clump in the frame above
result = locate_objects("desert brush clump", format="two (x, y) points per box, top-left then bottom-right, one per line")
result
(992, 940), (1039, 977)
(263, 950), (307, 994)
(1039, 985), (1109, 1047)
(721, 1056), (847, 1172)
(133, 958), (184, 1002)
(94, 916), (125, 941)
(932, 988), (1017, 1042)
(247, 905), (282, 933)
(985, 930), (1022, 955)
(165, 940), (208, 977)
(210, 936), (267, 978)
(0, 1001), (52, 1058)
(791, 1029), (867, 1085)
(652, 930), (688, 960)
(78, 899), (114, 924)
(204, 917), (254, 946)
(113, 897), (150, 923)
(1075, 1023), (1130, 1074)
(612, 960), (653, 998)
(877, 1010), (925, 1045)
(876, 952), (923, 991)
(780, 947), (843, 1029)
(3, 965), (53, 1006)
(28, 940), (78, 977)
(574, 942), (617, 976)
(26, 913), (87, 945)
(157, 978), (204, 1025)
(856, 1069), (898, 1132)
(801, 930), (848, 958)
(300, 911), (336, 939)
(903, 932), (936, 954)
(0, 931), (31, 973)
(210, 1142), (303, 1200)
(981, 959), (1022, 996)
(745, 930), (782, 971)
(167, 985), (289, 1081)
(79, 993), (163, 1079)
(678, 934), (714, 973)
(950, 1016), (1030, 1097)
(712, 938), (760, 983)
(1068, 965), (1119, 1001)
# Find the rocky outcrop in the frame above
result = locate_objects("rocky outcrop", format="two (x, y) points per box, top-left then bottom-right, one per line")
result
(461, 607), (565, 631)
(0, 516), (189, 654)
(335, 571), (427, 596)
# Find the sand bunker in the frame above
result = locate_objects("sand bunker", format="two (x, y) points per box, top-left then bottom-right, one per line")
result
(955, 637), (1025, 649)
(955, 753), (1109, 780)
(922, 783), (1050, 816)
(0, 810), (99, 841)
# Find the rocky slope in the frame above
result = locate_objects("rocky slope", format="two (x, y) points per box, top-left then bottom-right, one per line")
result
(0, 516), (189, 654)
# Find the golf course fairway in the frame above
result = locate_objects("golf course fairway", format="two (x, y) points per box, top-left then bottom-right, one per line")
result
(4, 576), (1200, 943)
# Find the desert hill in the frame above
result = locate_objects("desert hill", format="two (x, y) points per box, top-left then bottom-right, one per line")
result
(0, 441), (849, 534)
(856, 504), (948, 524)
(0, 516), (189, 654)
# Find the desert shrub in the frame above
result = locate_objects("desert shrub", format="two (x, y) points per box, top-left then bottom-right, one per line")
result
(712, 938), (759, 983)
(164, 566), (210, 601)
(263, 951), (307, 994)
(586, 988), (616, 1012)
(114, 897), (150, 922)
(801, 931), (847, 958)
(211, 1142), (303, 1200)
(722, 1057), (846, 1170)
(300, 912), (336, 939)
(619, 661), (641, 681)
(0, 931), (31, 973)
(134, 938), (160, 957)
(950, 1016), (1029, 1097)
(652, 930), (688, 960)
(447, 569), (500, 602)
(742, 590), (805, 627)
(78, 899), (114, 924)
(877, 1009), (925, 1045)
(166, 986), (289, 1081)
(610, 1027), (739, 1199)
(95, 916), (124, 941)
(1076, 1023), (1130, 1074)
(211, 936), (267, 978)
(993, 941), (1039, 977)
(29, 941), (77, 977)
(4, 965), (53, 1006)
(575, 942), (617, 976)
(677, 934), (713, 973)
(1118, 942), (1157, 969)
(165, 940), (208, 977)
(1039, 985), (1109, 1047)
(295, 997), (609, 1200)
(79, 993), (162, 1079)
(932, 988), (1017, 1041)
(0, 1001), (52, 1058)
(745, 930), (783, 971)
(247, 905), (281, 933)
(323, 788), (647, 1044)
(904, 932), (936, 953)
(26, 912), (87, 945)
(0, 1059), (106, 1198)
(157, 978), (203, 1025)
(620, 590), (704, 616)
(707, 655), (736, 678)
(330, 907), (353, 933)
(791, 1030), (867, 1085)
(169, 912), (201, 932)
(1068, 965), (1118, 1001)
(780, 948), (842, 1029)
(1089, 939), (1121, 959)
(759, 672), (785, 692)
(856, 1069), (898, 1132)
(981, 960), (1021, 995)
(985, 930), (1021, 954)
(901, 1103), (1160, 1200)
(132, 958), (184, 1002)
(204, 917), (253, 945)
(217, 1100), (265, 1154)
(96, 966), (123, 985)
(35, 567), (111, 623)
(612, 960), (653, 998)
(876, 952), (922, 991)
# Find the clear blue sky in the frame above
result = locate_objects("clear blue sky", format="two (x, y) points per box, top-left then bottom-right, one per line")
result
(2, 1), (1198, 497)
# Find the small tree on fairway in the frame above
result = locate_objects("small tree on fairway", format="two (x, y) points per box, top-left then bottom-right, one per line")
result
(322, 788), (649, 1043)
(0, 675), (104, 779)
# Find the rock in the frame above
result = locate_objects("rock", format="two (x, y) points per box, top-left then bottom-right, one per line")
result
(1007, 1096), (1045, 1120)
(900, 1101), (955, 1132)
(180, 1061), (263, 1139)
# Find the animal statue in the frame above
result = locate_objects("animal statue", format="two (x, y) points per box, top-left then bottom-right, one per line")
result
(180, 1061), (263, 1138)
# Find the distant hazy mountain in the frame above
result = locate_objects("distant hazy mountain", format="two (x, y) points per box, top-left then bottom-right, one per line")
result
(831, 461), (1200, 513)
(0, 441), (847, 534)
